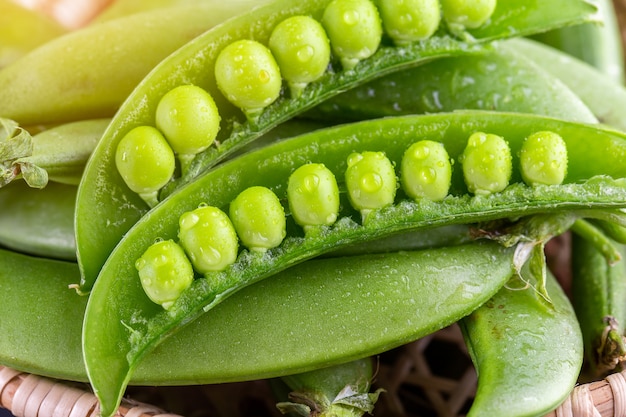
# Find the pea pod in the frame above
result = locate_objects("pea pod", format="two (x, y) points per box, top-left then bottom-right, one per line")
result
(0, 2), (267, 126)
(510, 37), (626, 131)
(0, 182), (76, 260)
(307, 40), (596, 124)
(572, 234), (626, 377)
(5, 119), (108, 188)
(82, 111), (626, 416)
(460, 271), (583, 417)
(75, 0), (597, 292)
(1, 240), (514, 384)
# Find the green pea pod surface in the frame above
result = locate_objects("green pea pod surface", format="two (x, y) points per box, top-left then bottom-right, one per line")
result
(75, 0), (597, 293)
(572, 234), (626, 377)
(0, 2), (265, 126)
(0, 181), (76, 260)
(1, 241), (513, 384)
(510, 38), (626, 131)
(531, 0), (624, 85)
(307, 41), (596, 124)
(460, 271), (583, 417)
(82, 111), (626, 416)
(16, 119), (108, 186)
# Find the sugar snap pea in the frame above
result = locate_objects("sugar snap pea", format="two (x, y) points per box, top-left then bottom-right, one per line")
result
(307, 41), (597, 124)
(0, 2), (266, 126)
(75, 0), (597, 293)
(460, 271), (583, 417)
(82, 111), (626, 416)
(0, 239), (516, 384)
(572, 234), (626, 378)
(0, 181), (76, 260)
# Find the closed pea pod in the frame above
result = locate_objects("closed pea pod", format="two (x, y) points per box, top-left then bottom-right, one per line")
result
(287, 163), (340, 232)
(321, 0), (383, 70)
(114, 125), (176, 207)
(269, 15), (331, 98)
(178, 205), (238, 274)
(214, 39), (282, 121)
(401, 140), (452, 201)
(461, 131), (512, 195)
(229, 186), (286, 252)
(376, 0), (440, 45)
(519, 130), (568, 186)
(155, 84), (221, 174)
(440, 0), (497, 30)
(135, 239), (194, 310)
(345, 151), (397, 221)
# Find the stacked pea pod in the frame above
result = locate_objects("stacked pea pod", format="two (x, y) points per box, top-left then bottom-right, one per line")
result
(2, 1), (626, 417)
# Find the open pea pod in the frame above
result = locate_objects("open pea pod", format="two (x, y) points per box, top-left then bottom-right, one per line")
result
(75, 0), (597, 293)
(0, 241), (513, 384)
(460, 271), (583, 417)
(83, 111), (626, 416)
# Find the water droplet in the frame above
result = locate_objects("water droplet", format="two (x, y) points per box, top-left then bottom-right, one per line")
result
(258, 69), (270, 83)
(180, 212), (200, 230)
(343, 10), (359, 25)
(347, 153), (363, 167)
(399, 13), (413, 25)
(412, 144), (430, 160)
(297, 45), (315, 63)
(360, 173), (383, 193)
(201, 245), (222, 266)
(302, 174), (320, 193)
(135, 258), (146, 270)
(419, 167), (437, 184)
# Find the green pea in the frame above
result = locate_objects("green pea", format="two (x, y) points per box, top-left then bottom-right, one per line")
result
(376, 0), (440, 45)
(461, 131), (512, 196)
(229, 186), (286, 252)
(178, 205), (239, 274)
(345, 151), (396, 220)
(269, 15), (331, 98)
(519, 130), (568, 186)
(321, 0), (383, 70)
(287, 163), (340, 232)
(115, 125), (176, 207)
(440, 0), (497, 30)
(214, 39), (282, 120)
(135, 239), (194, 310)
(401, 140), (452, 201)
(155, 85), (221, 174)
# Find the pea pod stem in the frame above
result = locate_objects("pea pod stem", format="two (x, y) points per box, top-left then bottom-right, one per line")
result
(76, 0), (598, 293)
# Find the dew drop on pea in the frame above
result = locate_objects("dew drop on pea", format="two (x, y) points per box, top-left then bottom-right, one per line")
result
(360, 172), (383, 193)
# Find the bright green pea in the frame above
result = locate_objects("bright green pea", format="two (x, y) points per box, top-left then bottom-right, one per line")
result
(376, 0), (441, 45)
(269, 15), (331, 98)
(178, 205), (239, 274)
(345, 151), (396, 220)
(214, 39), (282, 120)
(155, 84), (221, 174)
(321, 0), (383, 70)
(135, 239), (194, 310)
(440, 0), (497, 30)
(461, 131), (512, 196)
(115, 125), (176, 207)
(401, 140), (452, 201)
(519, 131), (568, 186)
(229, 186), (286, 252)
(287, 163), (340, 232)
